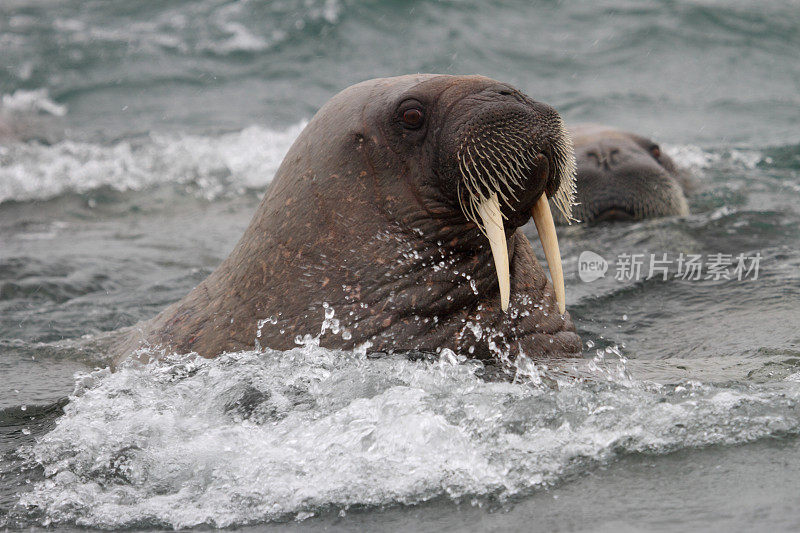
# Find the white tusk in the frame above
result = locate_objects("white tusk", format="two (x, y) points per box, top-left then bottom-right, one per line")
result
(531, 194), (566, 315)
(477, 193), (510, 312)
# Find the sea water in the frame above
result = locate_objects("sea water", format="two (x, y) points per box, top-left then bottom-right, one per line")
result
(1, 1), (799, 530)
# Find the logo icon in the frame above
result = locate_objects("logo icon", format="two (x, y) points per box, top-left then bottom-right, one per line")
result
(578, 251), (608, 282)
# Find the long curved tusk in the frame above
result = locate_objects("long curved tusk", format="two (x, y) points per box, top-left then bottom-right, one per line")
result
(477, 193), (510, 312)
(531, 194), (566, 314)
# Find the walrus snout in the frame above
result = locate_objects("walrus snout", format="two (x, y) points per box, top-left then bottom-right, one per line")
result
(445, 94), (576, 230)
(578, 164), (688, 223)
(434, 87), (576, 313)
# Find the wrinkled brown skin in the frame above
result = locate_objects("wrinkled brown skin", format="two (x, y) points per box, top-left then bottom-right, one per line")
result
(112, 75), (581, 365)
(556, 124), (691, 224)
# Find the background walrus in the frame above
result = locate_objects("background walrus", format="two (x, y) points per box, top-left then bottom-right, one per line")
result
(557, 124), (692, 224)
(113, 74), (581, 364)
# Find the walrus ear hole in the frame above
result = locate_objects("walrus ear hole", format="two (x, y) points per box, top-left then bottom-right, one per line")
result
(402, 108), (424, 129)
(650, 144), (661, 159)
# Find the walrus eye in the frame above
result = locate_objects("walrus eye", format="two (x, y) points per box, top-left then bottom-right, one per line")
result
(650, 144), (661, 159)
(402, 108), (424, 129)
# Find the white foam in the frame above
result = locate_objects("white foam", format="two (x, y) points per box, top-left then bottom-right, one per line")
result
(665, 144), (764, 172)
(0, 122), (306, 204)
(17, 347), (800, 528)
(1, 89), (67, 117)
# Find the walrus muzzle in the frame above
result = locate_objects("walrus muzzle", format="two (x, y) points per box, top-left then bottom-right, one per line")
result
(454, 102), (575, 314)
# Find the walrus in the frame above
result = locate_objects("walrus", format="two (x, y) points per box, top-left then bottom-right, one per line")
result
(559, 124), (691, 224)
(112, 74), (582, 364)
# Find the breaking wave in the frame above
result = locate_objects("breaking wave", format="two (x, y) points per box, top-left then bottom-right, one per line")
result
(0, 123), (305, 204)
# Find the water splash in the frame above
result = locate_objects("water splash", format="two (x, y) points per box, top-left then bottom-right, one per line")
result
(12, 346), (800, 529)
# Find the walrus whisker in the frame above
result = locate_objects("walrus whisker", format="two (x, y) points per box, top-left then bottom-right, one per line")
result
(475, 146), (520, 204)
(459, 155), (487, 225)
(479, 155), (515, 208)
(485, 139), (526, 182)
(476, 155), (506, 194)
(489, 152), (524, 197)
(483, 134), (539, 199)
(548, 119), (578, 223)
(502, 177), (521, 204)
(496, 132), (529, 161)
(465, 144), (493, 189)
(459, 156), (480, 196)
(468, 155), (509, 221)
(482, 146), (518, 186)
(457, 158), (486, 235)
(460, 158), (481, 194)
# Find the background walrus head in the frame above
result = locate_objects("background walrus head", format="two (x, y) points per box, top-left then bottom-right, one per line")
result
(562, 124), (691, 224)
(122, 74), (582, 363)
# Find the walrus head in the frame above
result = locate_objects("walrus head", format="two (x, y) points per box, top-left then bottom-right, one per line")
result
(119, 75), (582, 364)
(564, 124), (690, 224)
(348, 75), (576, 314)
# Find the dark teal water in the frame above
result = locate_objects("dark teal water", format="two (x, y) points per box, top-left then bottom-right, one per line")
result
(1, 1), (799, 530)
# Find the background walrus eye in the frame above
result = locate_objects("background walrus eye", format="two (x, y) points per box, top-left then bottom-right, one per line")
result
(650, 144), (661, 159)
(402, 108), (424, 128)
